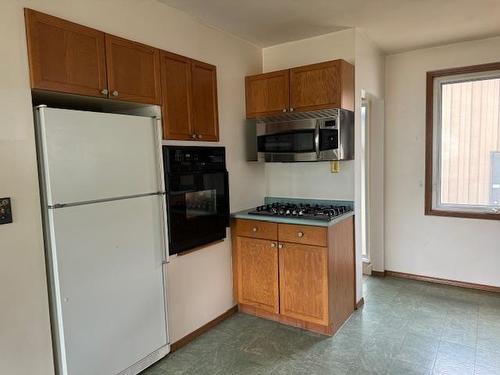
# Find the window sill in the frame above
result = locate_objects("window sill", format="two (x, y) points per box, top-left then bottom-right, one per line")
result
(425, 208), (500, 221)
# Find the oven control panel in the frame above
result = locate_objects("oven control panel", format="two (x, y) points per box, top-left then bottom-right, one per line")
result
(164, 146), (227, 173)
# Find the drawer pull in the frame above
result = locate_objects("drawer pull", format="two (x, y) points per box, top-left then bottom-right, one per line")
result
(252, 227), (258, 232)
(297, 231), (304, 238)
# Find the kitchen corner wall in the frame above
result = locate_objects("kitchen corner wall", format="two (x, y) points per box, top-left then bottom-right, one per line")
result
(385, 36), (500, 287)
(0, 1), (264, 374)
(262, 29), (385, 302)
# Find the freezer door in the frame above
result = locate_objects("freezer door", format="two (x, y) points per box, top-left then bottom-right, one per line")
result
(36, 107), (161, 205)
(47, 195), (168, 375)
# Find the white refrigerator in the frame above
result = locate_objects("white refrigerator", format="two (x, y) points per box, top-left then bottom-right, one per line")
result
(35, 106), (170, 375)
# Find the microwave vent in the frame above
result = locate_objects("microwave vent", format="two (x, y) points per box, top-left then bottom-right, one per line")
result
(256, 108), (340, 124)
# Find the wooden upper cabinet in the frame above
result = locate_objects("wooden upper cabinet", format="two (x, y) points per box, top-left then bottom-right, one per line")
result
(105, 35), (161, 105)
(279, 242), (329, 326)
(245, 70), (290, 118)
(191, 60), (219, 141)
(160, 51), (193, 140)
(290, 60), (354, 112)
(24, 9), (107, 97)
(236, 237), (279, 314)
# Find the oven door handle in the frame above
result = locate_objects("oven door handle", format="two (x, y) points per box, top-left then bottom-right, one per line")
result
(314, 123), (320, 159)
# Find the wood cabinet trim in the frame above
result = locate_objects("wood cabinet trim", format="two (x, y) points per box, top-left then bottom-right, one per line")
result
(24, 8), (107, 97)
(105, 34), (162, 105)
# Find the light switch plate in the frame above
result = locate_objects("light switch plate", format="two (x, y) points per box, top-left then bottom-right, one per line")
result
(0, 197), (13, 224)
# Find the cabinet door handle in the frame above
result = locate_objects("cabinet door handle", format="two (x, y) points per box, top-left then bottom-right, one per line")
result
(112, 90), (119, 97)
(289, 107), (294, 112)
(271, 243), (276, 248)
(101, 89), (108, 95)
(282, 108), (287, 113)
(197, 134), (203, 139)
(252, 227), (258, 232)
(191, 134), (197, 139)
(278, 243), (283, 249)
(297, 231), (304, 238)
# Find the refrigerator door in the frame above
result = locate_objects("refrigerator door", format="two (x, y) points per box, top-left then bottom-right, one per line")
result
(36, 107), (161, 206)
(47, 195), (167, 375)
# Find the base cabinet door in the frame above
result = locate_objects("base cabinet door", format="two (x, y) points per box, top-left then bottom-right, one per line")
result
(279, 242), (329, 326)
(237, 237), (279, 314)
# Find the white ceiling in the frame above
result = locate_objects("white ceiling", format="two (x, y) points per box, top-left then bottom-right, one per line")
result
(158, 0), (500, 53)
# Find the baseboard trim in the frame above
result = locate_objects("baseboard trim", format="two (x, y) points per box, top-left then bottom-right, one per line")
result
(170, 305), (238, 352)
(356, 297), (365, 309)
(386, 270), (500, 294)
(371, 270), (386, 277)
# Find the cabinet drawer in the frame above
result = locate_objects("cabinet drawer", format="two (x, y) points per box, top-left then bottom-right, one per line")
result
(278, 224), (327, 247)
(234, 219), (277, 240)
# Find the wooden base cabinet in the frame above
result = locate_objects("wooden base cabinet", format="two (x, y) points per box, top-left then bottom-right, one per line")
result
(232, 217), (355, 336)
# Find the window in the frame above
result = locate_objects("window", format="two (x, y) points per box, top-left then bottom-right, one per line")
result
(426, 62), (500, 220)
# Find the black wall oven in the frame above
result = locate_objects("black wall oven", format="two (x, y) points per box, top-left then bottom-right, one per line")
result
(163, 146), (229, 255)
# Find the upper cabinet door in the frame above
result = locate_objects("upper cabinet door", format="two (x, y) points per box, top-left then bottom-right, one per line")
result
(290, 60), (354, 112)
(160, 51), (193, 140)
(245, 70), (290, 118)
(191, 60), (219, 141)
(105, 35), (161, 105)
(24, 9), (107, 98)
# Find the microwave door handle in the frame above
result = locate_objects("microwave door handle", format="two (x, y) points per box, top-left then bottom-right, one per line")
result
(314, 124), (320, 158)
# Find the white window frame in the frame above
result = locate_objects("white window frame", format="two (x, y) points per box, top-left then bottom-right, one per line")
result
(429, 68), (500, 217)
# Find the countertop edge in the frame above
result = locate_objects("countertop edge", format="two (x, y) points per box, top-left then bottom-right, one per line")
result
(230, 210), (354, 227)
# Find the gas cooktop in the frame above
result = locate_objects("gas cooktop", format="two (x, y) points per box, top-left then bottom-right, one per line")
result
(248, 202), (352, 222)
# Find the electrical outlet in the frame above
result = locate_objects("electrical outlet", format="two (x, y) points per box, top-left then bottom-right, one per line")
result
(0, 198), (13, 224)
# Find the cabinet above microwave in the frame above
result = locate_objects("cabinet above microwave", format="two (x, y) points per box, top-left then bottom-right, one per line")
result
(245, 60), (354, 119)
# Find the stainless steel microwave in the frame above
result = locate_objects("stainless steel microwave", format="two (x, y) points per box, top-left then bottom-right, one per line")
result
(255, 109), (354, 162)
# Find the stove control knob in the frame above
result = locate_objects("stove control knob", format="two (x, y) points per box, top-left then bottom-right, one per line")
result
(297, 231), (304, 238)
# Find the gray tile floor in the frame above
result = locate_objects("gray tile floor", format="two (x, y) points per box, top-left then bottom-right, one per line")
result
(142, 277), (500, 374)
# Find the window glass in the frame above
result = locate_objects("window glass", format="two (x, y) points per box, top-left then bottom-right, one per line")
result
(438, 77), (500, 209)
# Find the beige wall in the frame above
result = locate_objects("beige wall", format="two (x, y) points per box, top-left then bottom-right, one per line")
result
(262, 29), (385, 301)
(385, 36), (500, 286)
(0, 1), (264, 373)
